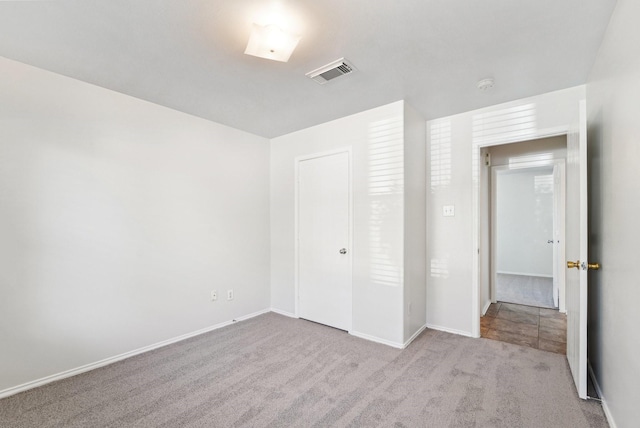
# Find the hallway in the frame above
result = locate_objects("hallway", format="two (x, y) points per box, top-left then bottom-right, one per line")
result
(481, 302), (567, 354)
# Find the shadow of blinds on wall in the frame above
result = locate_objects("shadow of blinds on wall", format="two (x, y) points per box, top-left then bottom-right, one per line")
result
(368, 117), (404, 288)
(472, 104), (538, 146)
(429, 119), (452, 279)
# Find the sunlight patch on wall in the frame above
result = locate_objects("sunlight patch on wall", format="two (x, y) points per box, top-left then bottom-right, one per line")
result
(534, 174), (554, 194)
(368, 117), (403, 287)
(430, 257), (449, 278)
(472, 104), (538, 146)
(368, 118), (404, 196)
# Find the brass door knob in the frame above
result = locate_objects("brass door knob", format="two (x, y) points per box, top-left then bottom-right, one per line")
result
(566, 260), (600, 270)
(567, 260), (580, 269)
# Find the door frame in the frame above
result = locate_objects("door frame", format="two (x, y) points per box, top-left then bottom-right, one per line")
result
(489, 160), (566, 312)
(472, 126), (570, 337)
(294, 147), (353, 329)
(552, 162), (567, 311)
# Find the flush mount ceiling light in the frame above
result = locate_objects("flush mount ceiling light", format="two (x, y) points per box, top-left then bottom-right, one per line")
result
(477, 78), (495, 91)
(244, 23), (301, 62)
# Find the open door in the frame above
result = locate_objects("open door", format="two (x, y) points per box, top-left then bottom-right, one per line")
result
(565, 100), (599, 399)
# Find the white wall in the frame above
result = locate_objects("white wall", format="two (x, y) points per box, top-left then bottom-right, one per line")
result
(586, 0), (640, 425)
(271, 101), (425, 346)
(496, 167), (554, 276)
(427, 86), (585, 336)
(0, 57), (271, 394)
(403, 104), (427, 343)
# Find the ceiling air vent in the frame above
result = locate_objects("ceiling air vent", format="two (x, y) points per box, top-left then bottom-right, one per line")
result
(306, 58), (356, 85)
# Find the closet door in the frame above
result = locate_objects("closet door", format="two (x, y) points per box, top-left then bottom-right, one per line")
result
(297, 151), (351, 330)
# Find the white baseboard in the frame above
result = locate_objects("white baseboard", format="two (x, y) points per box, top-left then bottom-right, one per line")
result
(403, 324), (428, 348)
(587, 360), (617, 428)
(426, 323), (477, 338)
(234, 308), (271, 321)
(349, 330), (404, 349)
(270, 308), (297, 318)
(482, 300), (492, 316)
(0, 308), (271, 400)
(497, 271), (553, 278)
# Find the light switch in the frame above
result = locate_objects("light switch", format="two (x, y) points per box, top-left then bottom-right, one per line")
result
(443, 205), (455, 217)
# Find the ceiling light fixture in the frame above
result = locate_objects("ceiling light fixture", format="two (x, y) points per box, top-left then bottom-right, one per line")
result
(244, 23), (301, 62)
(477, 78), (495, 91)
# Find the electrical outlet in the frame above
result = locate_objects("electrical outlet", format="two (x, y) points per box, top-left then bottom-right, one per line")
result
(443, 205), (455, 217)
(227, 289), (234, 301)
(210, 290), (217, 301)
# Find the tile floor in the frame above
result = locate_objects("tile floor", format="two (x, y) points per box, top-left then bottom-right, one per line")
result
(481, 302), (567, 354)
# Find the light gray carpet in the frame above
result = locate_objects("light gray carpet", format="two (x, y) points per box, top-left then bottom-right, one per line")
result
(496, 273), (556, 309)
(0, 313), (606, 428)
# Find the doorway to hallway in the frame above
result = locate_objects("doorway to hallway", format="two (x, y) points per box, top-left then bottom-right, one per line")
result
(480, 136), (568, 353)
(492, 163), (561, 310)
(481, 136), (567, 313)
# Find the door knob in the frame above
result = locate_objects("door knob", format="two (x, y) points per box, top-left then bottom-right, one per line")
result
(567, 260), (580, 269)
(339, 248), (347, 254)
(567, 260), (601, 270)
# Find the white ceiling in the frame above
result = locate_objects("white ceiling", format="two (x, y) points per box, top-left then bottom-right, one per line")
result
(0, 0), (616, 138)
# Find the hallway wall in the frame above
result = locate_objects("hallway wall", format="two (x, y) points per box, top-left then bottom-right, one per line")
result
(495, 167), (554, 277)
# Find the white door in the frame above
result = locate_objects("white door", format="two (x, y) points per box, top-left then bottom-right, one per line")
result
(297, 151), (351, 331)
(552, 165), (560, 308)
(565, 100), (590, 399)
